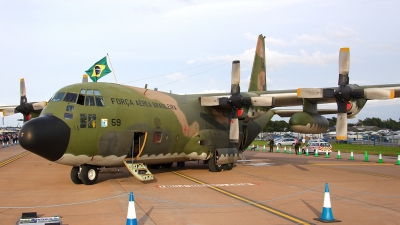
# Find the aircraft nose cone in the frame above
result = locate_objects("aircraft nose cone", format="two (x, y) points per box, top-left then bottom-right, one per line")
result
(19, 115), (70, 161)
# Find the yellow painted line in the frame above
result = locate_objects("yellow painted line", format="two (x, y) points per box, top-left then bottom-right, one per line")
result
(168, 170), (312, 225)
(0, 151), (30, 168)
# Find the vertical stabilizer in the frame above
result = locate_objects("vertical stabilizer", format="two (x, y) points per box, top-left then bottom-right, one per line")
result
(248, 34), (266, 92)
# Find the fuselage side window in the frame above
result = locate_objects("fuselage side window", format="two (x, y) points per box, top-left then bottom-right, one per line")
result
(64, 113), (73, 120)
(80, 114), (87, 128)
(66, 105), (74, 112)
(153, 132), (162, 143)
(85, 96), (95, 106)
(88, 114), (96, 128)
(63, 93), (78, 103)
(50, 92), (65, 102)
(80, 89), (86, 95)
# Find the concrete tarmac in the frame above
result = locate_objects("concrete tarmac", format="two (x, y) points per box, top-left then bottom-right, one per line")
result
(1, 145), (399, 224)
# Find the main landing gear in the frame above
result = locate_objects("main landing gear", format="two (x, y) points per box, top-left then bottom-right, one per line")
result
(70, 165), (100, 185)
(207, 155), (234, 172)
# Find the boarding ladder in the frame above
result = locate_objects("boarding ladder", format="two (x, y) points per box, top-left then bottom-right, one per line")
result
(123, 159), (154, 181)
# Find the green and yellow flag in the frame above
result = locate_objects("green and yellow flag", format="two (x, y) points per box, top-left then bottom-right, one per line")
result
(85, 56), (112, 82)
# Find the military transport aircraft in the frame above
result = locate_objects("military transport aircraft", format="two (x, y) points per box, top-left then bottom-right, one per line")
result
(5, 35), (400, 185)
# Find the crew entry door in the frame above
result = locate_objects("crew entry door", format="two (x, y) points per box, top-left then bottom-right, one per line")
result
(130, 132), (147, 159)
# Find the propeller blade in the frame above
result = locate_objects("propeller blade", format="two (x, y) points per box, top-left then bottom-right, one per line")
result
(229, 118), (239, 143)
(82, 74), (88, 83)
(337, 101), (348, 113)
(297, 88), (334, 98)
(336, 113), (347, 140)
(231, 60), (240, 95)
(250, 96), (274, 106)
(200, 96), (220, 106)
(20, 78), (27, 104)
(31, 101), (47, 110)
(364, 88), (395, 100)
(338, 47), (350, 86)
(1, 108), (16, 116)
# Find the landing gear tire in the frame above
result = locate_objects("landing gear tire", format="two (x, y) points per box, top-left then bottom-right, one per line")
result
(160, 163), (173, 168)
(80, 165), (99, 185)
(208, 157), (222, 172)
(70, 166), (82, 184)
(147, 164), (161, 169)
(222, 163), (233, 170)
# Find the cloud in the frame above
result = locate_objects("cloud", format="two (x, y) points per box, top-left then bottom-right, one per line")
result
(167, 72), (187, 81)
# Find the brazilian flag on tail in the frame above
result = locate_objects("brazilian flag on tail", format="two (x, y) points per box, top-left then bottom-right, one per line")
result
(85, 56), (112, 82)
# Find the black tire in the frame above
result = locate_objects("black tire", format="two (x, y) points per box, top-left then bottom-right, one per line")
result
(222, 163), (233, 170)
(80, 165), (99, 185)
(148, 164), (161, 169)
(70, 166), (82, 184)
(161, 163), (173, 168)
(278, 143), (281, 146)
(208, 157), (222, 172)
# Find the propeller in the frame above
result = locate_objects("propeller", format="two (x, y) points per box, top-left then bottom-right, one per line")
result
(297, 48), (394, 140)
(14, 78), (47, 122)
(200, 60), (274, 143)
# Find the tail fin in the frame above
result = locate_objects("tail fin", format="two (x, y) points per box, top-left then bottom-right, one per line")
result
(248, 34), (266, 92)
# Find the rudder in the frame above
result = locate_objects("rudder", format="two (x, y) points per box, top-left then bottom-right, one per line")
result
(248, 34), (266, 92)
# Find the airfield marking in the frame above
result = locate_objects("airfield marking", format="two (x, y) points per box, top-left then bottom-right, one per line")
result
(157, 183), (256, 188)
(0, 151), (30, 168)
(167, 169), (312, 225)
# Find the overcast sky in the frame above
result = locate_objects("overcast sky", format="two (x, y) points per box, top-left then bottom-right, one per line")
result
(1, 0), (399, 127)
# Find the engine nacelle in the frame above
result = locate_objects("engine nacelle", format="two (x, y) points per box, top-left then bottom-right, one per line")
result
(289, 112), (329, 134)
(346, 99), (366, 118)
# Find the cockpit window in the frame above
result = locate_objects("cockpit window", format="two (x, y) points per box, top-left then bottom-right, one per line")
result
(95, 97), (105, 106)
(50, 92), (65, 102)
(85, 96), (95, 106)
(63, 92), (78, 103)
(94, 89), (101, 96)
(76, 89), (105, 106)
(86, 89), (94, 95)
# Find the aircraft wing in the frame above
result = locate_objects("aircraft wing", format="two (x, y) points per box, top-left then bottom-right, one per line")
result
(261, 84), (400, 108)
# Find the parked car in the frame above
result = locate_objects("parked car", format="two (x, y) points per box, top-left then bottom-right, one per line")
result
(301, 141), (332, 155)
(275, 138), (296, 146)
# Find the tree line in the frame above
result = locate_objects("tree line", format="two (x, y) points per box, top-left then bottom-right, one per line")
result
(263, 117), (400, 132)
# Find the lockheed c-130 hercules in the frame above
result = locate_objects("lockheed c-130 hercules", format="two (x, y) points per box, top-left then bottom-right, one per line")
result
(4, 34), (400, 185)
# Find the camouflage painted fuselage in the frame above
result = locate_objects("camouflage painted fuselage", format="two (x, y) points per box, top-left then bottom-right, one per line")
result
(24, 82), (272, 167)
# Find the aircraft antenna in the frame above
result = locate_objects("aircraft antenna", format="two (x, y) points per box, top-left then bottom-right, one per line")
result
(107, 53), (118, 84)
